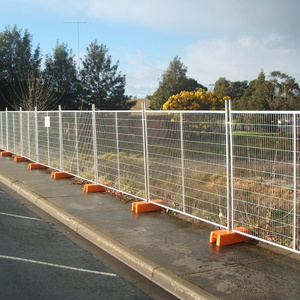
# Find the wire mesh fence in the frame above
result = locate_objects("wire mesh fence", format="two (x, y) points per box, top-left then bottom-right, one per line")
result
(145, 111), (229, 227)
(0, 105), (299, 254)
(230, 111), (299, 252)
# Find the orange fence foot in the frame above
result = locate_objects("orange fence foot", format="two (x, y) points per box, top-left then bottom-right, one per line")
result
(0, 151), (13, 157)
(51, 171), (73, 179)
(14, 157), (30, 163)
(131, 199), (164, 213)
(210, 227), (252, 246)
(28, 163), (48, 170)
(83, 183), (108, 193)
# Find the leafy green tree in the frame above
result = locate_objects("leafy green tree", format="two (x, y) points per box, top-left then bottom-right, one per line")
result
(214, 77), (231, 96)
(80, 41), (134, 110)
(0, 25), (42, 110)
(214, 77), (248, 108)
(44, 42), (80, 109)
(231, 71), (300, 110)
(150, 56), (206, 110)
(266, 71), (300, 110)
(235, 71), (270, 110)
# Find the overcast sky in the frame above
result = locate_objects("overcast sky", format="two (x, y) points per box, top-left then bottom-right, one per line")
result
(1, 0), (299, 97)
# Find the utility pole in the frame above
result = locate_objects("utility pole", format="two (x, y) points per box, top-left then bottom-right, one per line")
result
(64, 21), (87, 70)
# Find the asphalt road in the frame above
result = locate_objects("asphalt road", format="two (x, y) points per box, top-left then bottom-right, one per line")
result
(0, 184), (175, 300)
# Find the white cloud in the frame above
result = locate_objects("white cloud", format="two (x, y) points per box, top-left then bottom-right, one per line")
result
(183, 35), (300, 87)
(21, 0), (300, 96)
(26, 0), (300, 38)
(121, 50), (164, 97)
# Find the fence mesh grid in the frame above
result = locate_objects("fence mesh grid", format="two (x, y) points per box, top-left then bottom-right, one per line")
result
(0, 107), (299, 254)
(231, 112), (299, 251)
(146, 111), (228, 227)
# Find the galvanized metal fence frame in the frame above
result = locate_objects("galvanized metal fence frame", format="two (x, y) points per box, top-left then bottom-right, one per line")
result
(229, 106), (299, 253)
(0, 103), (299, 254)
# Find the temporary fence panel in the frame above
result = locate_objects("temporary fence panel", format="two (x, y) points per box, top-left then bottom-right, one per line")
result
(1, 107), (299, 254)
(145, 110), (229, 228)
(114, 111), (146, 200)
(230, 111), (299, 253)
(95, 111), (119, 189)
(6, 111), (14, 153)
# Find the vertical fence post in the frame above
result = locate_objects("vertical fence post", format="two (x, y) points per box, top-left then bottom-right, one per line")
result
(12, 111), (16, 153)
(20, 108), (23, 157)
(92, 104), (98, 184)
(0, 111), (3, 148)
(75, 112), (79, 176)
(35, 107), (39, 163)
(58, 105), (63, 170)
(142, 102), (149, 201)
(115, 111), (121, 190)
(225, 100), (232, 230)
(228, 100), (234, 230)
(293, 113), (297, 250)
(5, 108), (8, 151)
(46, 111), (50, 165)
(27, 111), (30, 158)
(179, 112), (186, 212)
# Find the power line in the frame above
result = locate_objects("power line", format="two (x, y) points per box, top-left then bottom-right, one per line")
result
(64, 21), (87, 70)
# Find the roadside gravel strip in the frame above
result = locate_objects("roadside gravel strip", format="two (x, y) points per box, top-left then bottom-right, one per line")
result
(0, 171), (219, 300)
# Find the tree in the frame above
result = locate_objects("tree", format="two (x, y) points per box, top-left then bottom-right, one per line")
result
(80, 41), (134, 110)
(235, 71), (270, 110)
(10, 65), (58, 111)
(44, 42), (80, 109)
(214, 77), (248, 108)
(0, 25), (45, 110)
(214, 77), (231, 96)
(150, 56), (206, 110)
(163, 89), (228, 110)
(266, 71), (300, 110)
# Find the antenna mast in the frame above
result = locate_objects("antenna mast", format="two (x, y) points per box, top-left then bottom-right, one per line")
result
(64, 21), (87, 70)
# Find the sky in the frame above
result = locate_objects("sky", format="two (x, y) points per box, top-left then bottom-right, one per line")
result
(1, 0), (300, 98)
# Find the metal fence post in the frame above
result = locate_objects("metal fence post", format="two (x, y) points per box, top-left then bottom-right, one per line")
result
(12, 111), (15, 153)
(293, 112), (297, 250)
(228, 100), (234, 230)
(46, 111), (50, 165)
(27, 111), (31, 158)
(115, 111), (121, 190)
(75, 112), (79, 175)
(58, 105), (63, 170)
(179, 112), (186, 212)
(92, 104), (98, 184)
(20, 108), (23, 156)
(5, 108), (8, 151)
(35, 107), (39, 163)
(142, 102), (149, 201)
(0, 111), (3, 148)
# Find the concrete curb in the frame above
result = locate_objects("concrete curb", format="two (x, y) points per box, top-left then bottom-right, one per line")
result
(0, 172), (219, 300)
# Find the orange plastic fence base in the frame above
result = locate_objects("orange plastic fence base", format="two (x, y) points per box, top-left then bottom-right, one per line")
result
(131, 199), (164, 213)
(210, 227), (252, 246)
(51, 171), (73, 179)
(14, 156), (30, 163)
(28, 163), (48, 170)
(0, 151), (13, 157)
(83, 184), (107, 193)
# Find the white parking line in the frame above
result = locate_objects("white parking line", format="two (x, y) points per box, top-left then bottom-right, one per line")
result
(0, 255), (118, 277)
(0, 212), (41, 221)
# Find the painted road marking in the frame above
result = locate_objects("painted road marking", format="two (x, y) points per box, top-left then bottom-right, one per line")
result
(0, 212), (41, 221)
(0, 255), (118, 277)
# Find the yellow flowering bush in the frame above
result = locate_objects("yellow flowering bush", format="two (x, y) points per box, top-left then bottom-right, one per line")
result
(163, 89), (230, 111)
